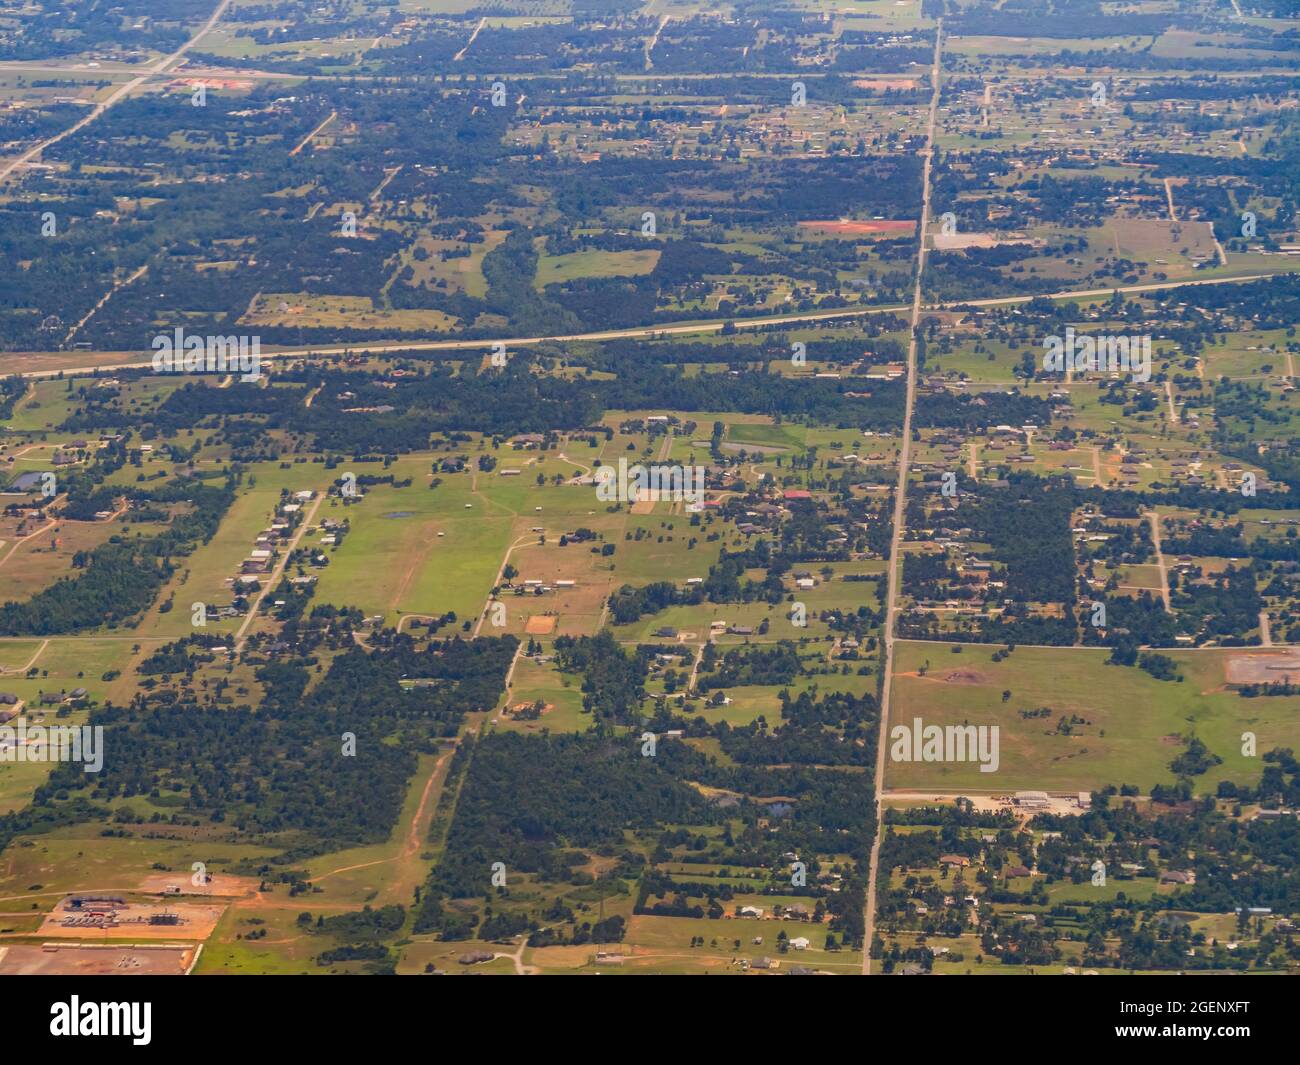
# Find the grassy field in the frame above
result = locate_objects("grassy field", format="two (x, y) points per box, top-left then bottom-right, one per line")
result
(886, 642), (1300, 793)
(0, 634), (135, 813)
(535, 249), (660, 287)
(314, 455), (521, 624)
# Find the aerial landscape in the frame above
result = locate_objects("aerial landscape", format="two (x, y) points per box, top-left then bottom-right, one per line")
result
(0, 0), (1297, 1000)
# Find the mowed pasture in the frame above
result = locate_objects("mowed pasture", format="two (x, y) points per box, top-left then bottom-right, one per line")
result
(0, 379), (79, 432)
(240, 293), (458, 334)
(535, 248), (660, 287)
(310, 429), (755, 629)
(0, 635), (126, 705)
(0, 638), (45, 675)
(611, 561), (883, 648)
(312, 451), (603, 625)
(886, 642), (1300, 794)
(688, 668), (879, 729)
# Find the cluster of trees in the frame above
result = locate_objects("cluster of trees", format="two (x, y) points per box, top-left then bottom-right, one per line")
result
(716, 689), (879, 767)
(415, 732), (718, 935)
(552, 630), (648, 724)
(0, 0), (195, 60)
(416, 730), (874, 948)
(695, 641), (802, 692)
(23, 634), (516, 864)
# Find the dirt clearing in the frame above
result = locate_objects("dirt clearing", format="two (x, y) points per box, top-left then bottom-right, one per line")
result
(0, 942), (195, 975)
(1225, 651), (1300, 685)
(940, 668), (988, 684)
(798, 219), (916, 236)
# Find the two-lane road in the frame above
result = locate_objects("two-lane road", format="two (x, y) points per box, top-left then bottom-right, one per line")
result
(0, 0), (233, 186)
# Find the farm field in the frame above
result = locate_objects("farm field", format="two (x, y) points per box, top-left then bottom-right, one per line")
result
(887, 642), (1299, 793)
(0, 0), (1295, 999)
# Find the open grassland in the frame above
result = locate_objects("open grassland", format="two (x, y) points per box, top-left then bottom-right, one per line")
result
(887, 641), (1300, 794)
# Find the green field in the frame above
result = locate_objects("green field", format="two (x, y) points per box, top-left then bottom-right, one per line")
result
(887, 642), (1299, 793)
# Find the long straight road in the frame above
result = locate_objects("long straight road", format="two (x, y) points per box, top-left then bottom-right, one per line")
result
(0, 0), (233, 186)
(7, 270), (1290, 382)
(234, 490), (324, 652)
(861, 20), (943, 975)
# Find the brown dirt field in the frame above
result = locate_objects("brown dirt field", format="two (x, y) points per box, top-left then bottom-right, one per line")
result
(1225, 652), (1300, 685)
(525, 615), (557, 635)
(502, 540), (616, 637)
(506, 701), (554, 718)
(0, 943), (195, 975)
(798, 220), (916, 235)
(851, 78), (918, 91)
(137, 873), (258, 898)
(629, 499), (657, 514)
(941, 669), (988, 684)
(166, 77), (254, 91)
(884, 790), (1086, 819)
(932, 232), (1003, 250)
